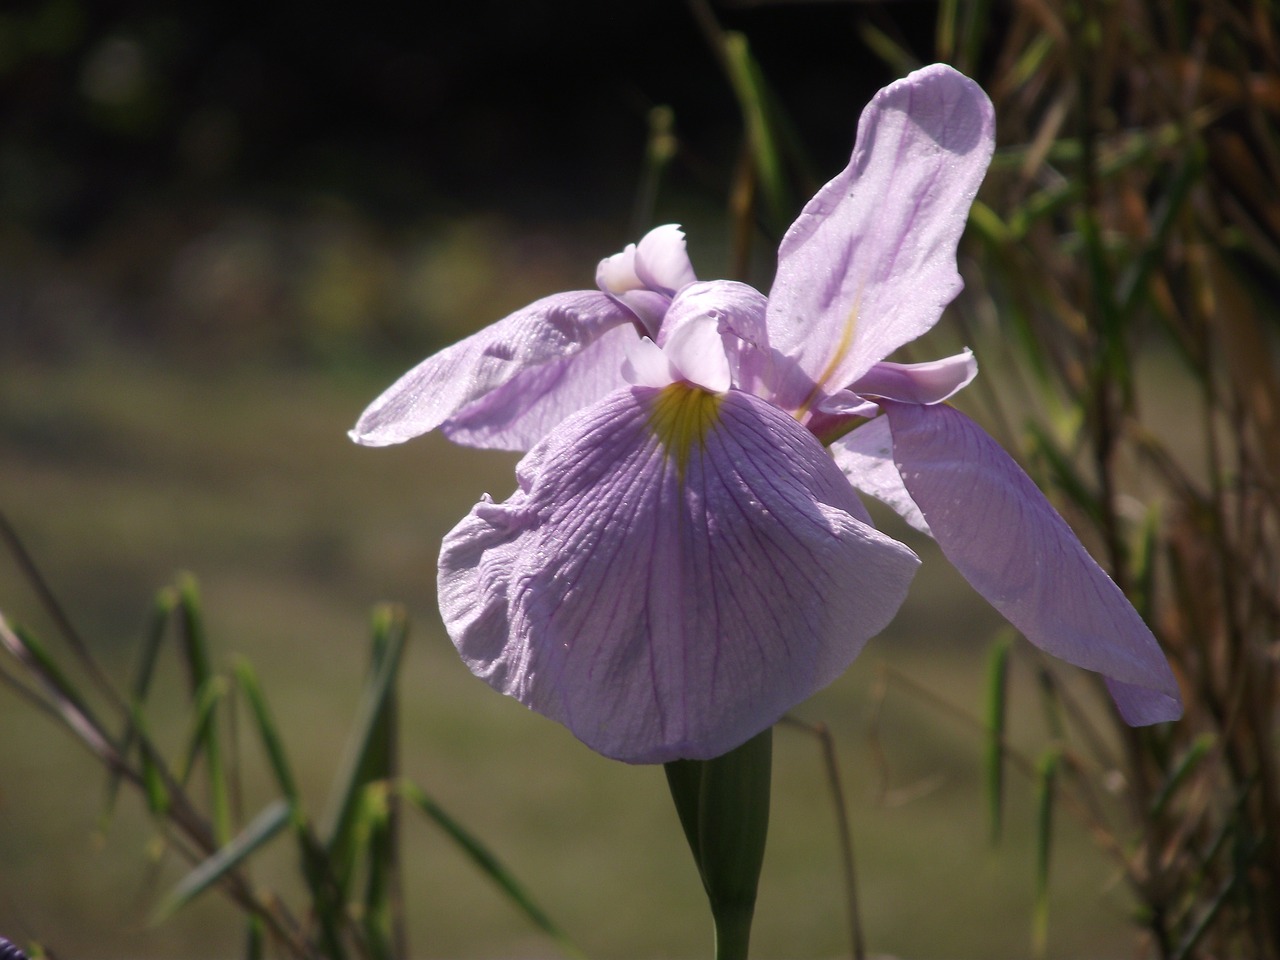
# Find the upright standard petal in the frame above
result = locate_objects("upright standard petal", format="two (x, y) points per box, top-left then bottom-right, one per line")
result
(439, 385), (920, 763)
(350, 290), (636, 451)
(765, 64), (995, 412)
(881, 401), (1182, 723)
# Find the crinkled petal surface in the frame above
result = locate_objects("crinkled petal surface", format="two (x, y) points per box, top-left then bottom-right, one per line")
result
(766, 64), (995, 411)
(350, 290), (636, 450)
(439, 386), (920, 763)
(441, 324), (639, 449)
(882, 401), (1182, 723)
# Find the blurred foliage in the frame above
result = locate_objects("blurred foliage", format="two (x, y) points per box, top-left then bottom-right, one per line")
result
(936, 1), (1280, 957)
(3, 0), (1280, 958)
(0, 545), (578, 960)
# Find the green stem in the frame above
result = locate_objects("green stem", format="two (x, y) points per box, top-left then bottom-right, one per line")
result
(713, 903), (756, 960)
(665, 728), (773, 960)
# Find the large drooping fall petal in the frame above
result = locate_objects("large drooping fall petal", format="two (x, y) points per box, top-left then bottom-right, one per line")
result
(881, 401), (1182, 723)
(439, 385), (920, 762)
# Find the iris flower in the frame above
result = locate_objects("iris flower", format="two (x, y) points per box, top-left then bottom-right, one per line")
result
(352, 64), (1181, 763)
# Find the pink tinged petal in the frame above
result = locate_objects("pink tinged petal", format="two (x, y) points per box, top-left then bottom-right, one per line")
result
(596, 242), (642, 293)
(850, 349), (978, 405)
(634, 224), (698, 294)
(622, 336), (676, 389)
(350, 290), (636, 451)
(595, 225), (696, 335)
(441, 323), (639, 450)
(817, 392), (880, 419)
(802, 390), (880, 445)
(830, 416), (931, 535)
(882, 401), (1183, 723)
(663, 317), (732, 393)
(766, 64), (995, 411)
(658, 280), (775, 396)
(439, 385), (920, 763)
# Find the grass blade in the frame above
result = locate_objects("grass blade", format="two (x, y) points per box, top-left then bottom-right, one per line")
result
(985, 633), (1013, 843)
(234, 658), (300, 805)
(322, 605), (407, 893)
(398, 779), (583, 959)
(176, 576), (232, 843)
(1033, 748), (1061, 960)
(1150, 733), (1216, 819)
(722, 32), (788, 232)
(151, 799), (291, 923)
(104, 586), (179, 821)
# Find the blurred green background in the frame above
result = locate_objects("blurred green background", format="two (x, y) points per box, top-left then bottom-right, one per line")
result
(1, 1), (1158, 957)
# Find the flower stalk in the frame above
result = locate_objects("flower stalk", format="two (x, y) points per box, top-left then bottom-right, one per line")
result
(665, 728), (772, 960)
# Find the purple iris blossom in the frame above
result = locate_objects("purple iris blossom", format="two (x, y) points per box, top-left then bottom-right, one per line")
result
(351, 63), (1182, 763)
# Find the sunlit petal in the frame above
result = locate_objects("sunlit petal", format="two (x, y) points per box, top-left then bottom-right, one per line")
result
(766, 64), (995, 410)
(883, 401), (1182, 722)
(634, 224), (698, 294)
(658, 280), (774, 396)
(440, 386), (920, 763)
(830, 416), (930, 535)
(664, 317), (732, 393)
(441, 323), (640, 450)
(850, 349), (977, 405)
(350, 291), (636, 450)
(622, 336), (677, 389)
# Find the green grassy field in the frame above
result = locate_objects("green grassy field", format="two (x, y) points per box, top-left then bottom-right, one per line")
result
(1, 346), (1144, 959)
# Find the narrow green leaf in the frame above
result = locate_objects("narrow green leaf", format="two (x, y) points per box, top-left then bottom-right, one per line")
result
(967, 199), (1012, 246)
(957, 0), (995, 73)
(244, 915), (264, 960)
(1150, 733), (1216, 819)
(663, 757), (705, 883)
(104, 586), (178, 822)
(857, 20), (920, 77)
(2, 621), (118, 761)
(293, 821), (351, 960)
(1171, 867), (1248, 960)
(935, 0), (959, 61)
(723, 32), (788, 230)
(177, 676), (228, 786)
(233, 658), (300, 805)
(1008, 31), (1055, 92)
(322, 605), (407, 893)
(151, 799), (291, 923)
(630, 104), (678, 238)
(984, 633), (1013, 843)
(1035, 667), (1066, 741)
(1130, 503), (1161, 621)
(122, 703), (171, 816)
(1033, 748), (1061, 960)
(1116, 151), (1203, 320)
(359, 780), (397, 960)
(176, 576), (232, 843)
(176, 574), (214, 690)
(9, 622), (86, 708)
(399, 780), (583, 959)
